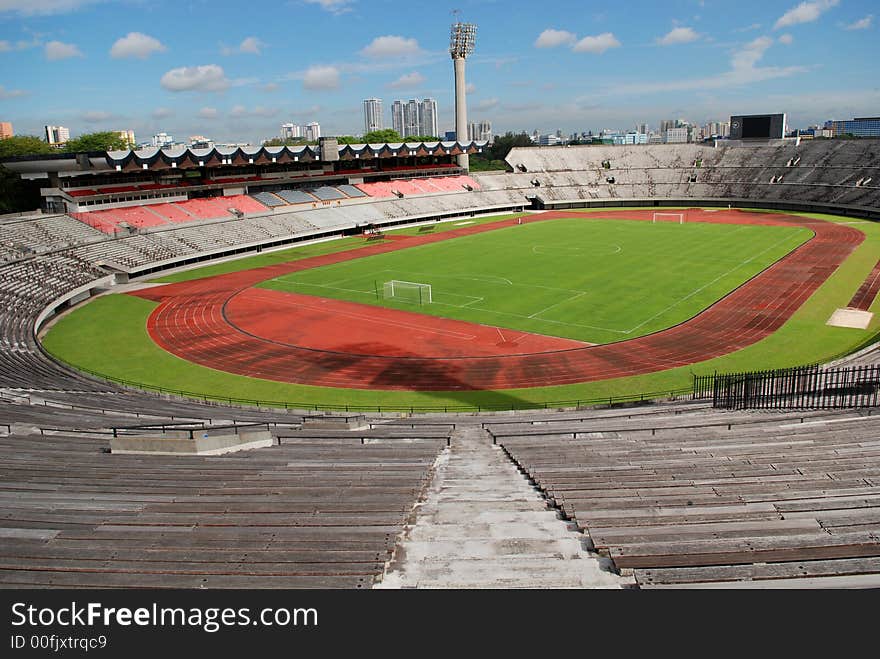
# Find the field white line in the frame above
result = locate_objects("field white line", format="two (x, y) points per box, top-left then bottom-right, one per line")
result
(532, 244), (622, 256)
(275, 282), (377, 297)
(528, 291), (589, 320)
(392, 269), (514, 286)
(623, 231), (805, 335)
(421, 303), (630, 334)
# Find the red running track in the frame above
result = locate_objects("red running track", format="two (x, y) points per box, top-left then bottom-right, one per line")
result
(132, 210), (864, 391)
(848, 258), (880, 311)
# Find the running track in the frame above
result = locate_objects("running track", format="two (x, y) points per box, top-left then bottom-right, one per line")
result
(132, 210), (864, 391)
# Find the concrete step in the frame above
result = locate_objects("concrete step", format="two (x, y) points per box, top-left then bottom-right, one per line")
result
(376, 425), (630, 589)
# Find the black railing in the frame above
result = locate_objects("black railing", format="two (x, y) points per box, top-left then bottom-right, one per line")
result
(698, 364), (880, 410)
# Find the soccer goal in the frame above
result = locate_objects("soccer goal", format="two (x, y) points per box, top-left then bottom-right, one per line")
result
(382, 280), (432, 305)
(652, 212), (685, 224)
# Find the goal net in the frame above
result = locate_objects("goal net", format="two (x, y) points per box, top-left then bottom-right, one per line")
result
(652, 212), (685, 224)
(382, 280), (432, 305)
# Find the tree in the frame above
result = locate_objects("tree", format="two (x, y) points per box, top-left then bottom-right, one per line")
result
(262, 137), (317, 147)
(63, 131), (130, 153)
(362, 129), (402, 143)
(485, 132), (533, 161)
(0, 135), (54, 158)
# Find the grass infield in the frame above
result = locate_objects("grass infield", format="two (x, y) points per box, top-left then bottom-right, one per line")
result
(42, 209), (880, 411)
(260, 217), (809, 344)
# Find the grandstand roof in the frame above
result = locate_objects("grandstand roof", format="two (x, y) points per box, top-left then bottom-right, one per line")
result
(0, 140), (489, 176)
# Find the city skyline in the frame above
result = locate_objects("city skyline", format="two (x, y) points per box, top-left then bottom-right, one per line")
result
(0, 0), (877, 144)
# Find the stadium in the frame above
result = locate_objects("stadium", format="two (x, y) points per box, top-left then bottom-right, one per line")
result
(1, 17), (880, 592)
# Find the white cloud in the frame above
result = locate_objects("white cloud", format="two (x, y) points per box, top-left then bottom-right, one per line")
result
(774, 0), (839, 30)
(0, 84), (27, 99)
(607, 35), (806, 95)
(778, 33), (794, 44)
(388, 71), (425, 89)
(263, 82), (279, 93)
(0, 41), (9, 52)
(572, 32), (621, 54)
(45, 40), (83, 60)
(110, 32), (166, 59)
(657, 27), (700, 45)
(238, 37), (263, 54)
(534, 29), (577, 48)
(303, 0), (353, 14)
(732, 36), (774, 69)
(151, 107), (174, 119)
(844, 15), (873, 30)
(82, 110), (114, 122)
(0, 0), (106, 15)
(160, 64), (229, 92)
(361, 35), (421, 58)
(465, 82), (476, 94)
(222, 36), (264, 56)
(302, 65), (340, 90)
(198, 107), (219, 119)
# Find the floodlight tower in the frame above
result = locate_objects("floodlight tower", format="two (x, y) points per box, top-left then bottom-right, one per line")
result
(450, 19), (476, 169)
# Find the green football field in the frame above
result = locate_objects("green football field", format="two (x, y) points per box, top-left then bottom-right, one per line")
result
(260, 217), (811, 344)
(42, 209), (880, 411)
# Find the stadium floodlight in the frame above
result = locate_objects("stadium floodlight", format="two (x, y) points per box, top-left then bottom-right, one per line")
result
(449, 22), (477, 59)
(450, 20), (477, 170)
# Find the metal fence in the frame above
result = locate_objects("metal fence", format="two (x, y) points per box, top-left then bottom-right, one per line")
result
(694, 364), (880, 410)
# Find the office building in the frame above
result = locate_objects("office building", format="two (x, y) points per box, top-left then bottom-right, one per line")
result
(0, 122), (12, 139)
(363, 98), (383, 134)
(665, 127), (689, 144)
(830, 117), (880, 138)
(151, 132), (174, 148)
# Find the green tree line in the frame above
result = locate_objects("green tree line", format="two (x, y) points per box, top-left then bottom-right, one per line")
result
(0, 131), (133, 159)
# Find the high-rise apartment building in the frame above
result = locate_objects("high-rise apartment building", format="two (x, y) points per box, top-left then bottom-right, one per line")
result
(391, 101), (405, 138)
(390, 98), (439, 138)
(403, 99), (420, 138)
(659, 119), (676, 134)
(45, 125), (70, 146)
(468, 120), (492, 142)
(0, 122), (12, 139)
(304, 122), (321, 141)
(363, 98), (383, 134)
(280, 123), (302, 140)
(419, 98), (438, 138)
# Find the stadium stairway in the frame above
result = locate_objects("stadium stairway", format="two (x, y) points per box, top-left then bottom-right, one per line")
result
(374, 422), (628, 588)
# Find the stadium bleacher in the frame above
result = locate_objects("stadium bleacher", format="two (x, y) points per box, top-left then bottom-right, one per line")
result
(0, 140), (878, 588)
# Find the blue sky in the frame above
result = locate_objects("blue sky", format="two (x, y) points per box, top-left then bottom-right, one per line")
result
(0, 0), (877, 143)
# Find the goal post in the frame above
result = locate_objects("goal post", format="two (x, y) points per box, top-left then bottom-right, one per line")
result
(382, 280), (433, 305)
(652, 211), (685, 224)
